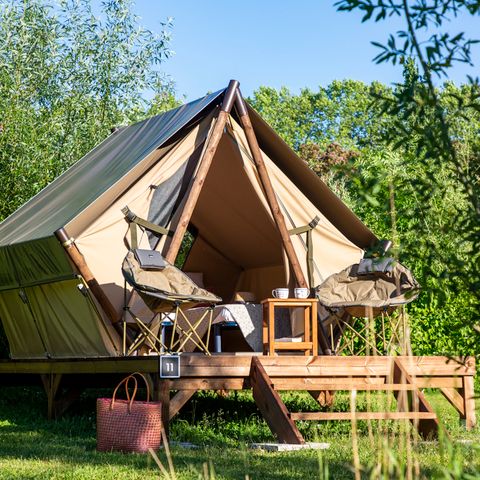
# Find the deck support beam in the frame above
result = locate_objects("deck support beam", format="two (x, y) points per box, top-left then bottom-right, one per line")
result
(460, 375), (476, 430)
(309, 390), (334, 407)
(154, 378), (171, 438)
(392, 358), (439, 439)
(169, 390), (197, 421)
(40, 373), (63, 420)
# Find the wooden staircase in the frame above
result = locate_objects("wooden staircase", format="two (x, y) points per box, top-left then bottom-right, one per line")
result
(249, 356), (439, 444)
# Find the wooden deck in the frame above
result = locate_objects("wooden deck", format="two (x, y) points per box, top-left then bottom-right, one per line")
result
(0, 354), (476, 443)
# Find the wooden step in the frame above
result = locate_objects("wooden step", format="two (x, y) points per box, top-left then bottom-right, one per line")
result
(274, 382), (421, 391)
(290, 411), (438, 421)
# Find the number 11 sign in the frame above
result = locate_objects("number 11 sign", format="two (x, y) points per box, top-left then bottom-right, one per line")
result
(159, 354), (181, 378)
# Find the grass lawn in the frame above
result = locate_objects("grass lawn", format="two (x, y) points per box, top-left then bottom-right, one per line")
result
(0, 385), (478, 479)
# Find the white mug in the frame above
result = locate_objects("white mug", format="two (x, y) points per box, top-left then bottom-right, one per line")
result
(294, 287), (310, 299)
(272, 288), (289, 299)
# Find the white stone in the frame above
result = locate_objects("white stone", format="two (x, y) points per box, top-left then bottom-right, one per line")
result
(250, 442), (330, 452)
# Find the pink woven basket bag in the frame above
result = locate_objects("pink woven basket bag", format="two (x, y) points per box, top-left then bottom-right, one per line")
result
(97, 372), (162, 453)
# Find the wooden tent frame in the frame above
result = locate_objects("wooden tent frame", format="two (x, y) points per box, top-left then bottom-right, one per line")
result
(162, 80), (330, 354)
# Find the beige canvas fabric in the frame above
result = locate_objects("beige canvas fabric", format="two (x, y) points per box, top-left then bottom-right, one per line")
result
(247, 106), (377, 249)
(182, 133), (286, 301)
(181, 236), (242, 301)
(229, 118), (364, 287)
(72, 114), (215, 315)
(181, 117), (365, 304)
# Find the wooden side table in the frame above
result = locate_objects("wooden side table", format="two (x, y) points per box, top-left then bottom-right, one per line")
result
(261, 298), (318, 356)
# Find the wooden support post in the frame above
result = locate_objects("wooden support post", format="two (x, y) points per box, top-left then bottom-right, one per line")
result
(249, 357), (304, 444)
(165, 79), (239, 264)
(460, 375), (476, 430)
(40, 373), (62, 420)
(392, 358), (439, 439)
(55, 228), (119, 325)
(235, 90), (308, 290)
(308, 390), (334, 407)
(235, 91), (331, 355)
(169, 390), (197, 421)
(154, 377), (171, 438)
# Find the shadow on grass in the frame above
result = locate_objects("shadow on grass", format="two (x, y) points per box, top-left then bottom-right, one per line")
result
(0, 386), (351, 480)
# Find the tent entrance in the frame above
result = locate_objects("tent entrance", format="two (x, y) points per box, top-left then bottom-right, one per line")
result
(183, 132), (286, 302)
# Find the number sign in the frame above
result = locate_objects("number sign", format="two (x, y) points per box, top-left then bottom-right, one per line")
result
(159, 354), (180, 379)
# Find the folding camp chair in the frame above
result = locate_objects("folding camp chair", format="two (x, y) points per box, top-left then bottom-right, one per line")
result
(121, 207), (221, 356)
(316, 258), (420, 354)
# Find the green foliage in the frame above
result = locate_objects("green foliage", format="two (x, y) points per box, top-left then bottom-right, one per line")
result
(249, 76), (479, 358)
(409, 292), (479, 356)
(0, 0), (177, 221)
(334, 0), (480, 340)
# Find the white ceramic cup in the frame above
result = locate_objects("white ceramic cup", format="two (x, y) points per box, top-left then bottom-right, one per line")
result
(272, 288), (289, 299)
(294, 287), (310, 299)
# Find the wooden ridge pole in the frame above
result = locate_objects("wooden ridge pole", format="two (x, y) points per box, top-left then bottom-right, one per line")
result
(55, 227), (120, 324)
(234, 89), (308, 289)
(165, 79), (239, 264)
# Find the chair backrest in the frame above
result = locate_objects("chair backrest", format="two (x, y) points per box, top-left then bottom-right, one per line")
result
(316, 260), (420, 312)
(122, 251), (221, 312)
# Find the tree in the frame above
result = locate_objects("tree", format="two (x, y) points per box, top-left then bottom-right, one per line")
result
(0, 0), (177, 221)
(249, 77), (480, 356)
(335, 0), (480, 333)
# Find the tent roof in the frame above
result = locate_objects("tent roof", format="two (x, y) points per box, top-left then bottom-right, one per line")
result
(0, 83), (377, 250)
(243, 106), (377, 249)
(0, 90), (224, 246)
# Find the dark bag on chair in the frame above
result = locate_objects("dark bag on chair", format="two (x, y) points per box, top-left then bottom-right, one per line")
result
(133, 249), (167, 270)
(96, 372), (162, 453)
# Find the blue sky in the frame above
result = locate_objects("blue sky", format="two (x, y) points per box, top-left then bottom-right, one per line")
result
(128, 1), (479, 101)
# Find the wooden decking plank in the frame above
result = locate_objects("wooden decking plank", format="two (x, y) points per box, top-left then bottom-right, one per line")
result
(249, 357), (304, 444)
(279, 383), (420, 391)
(0, 355), (474, 376)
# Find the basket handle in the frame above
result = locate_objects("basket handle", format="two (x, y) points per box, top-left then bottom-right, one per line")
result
(110, 372), (151, 413)
(129, 372), (151, 402)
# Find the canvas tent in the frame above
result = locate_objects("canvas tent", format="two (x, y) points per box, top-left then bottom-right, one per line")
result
(0, 81), (377, 359)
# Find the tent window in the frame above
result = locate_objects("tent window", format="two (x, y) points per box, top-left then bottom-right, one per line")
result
(175, 226), (198, 269)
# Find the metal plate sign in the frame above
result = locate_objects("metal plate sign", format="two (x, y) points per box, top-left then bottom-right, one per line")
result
(159, 354), (180, 378)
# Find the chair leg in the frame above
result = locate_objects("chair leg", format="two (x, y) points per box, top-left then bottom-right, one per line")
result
(124, 309), (168, 356)
(175, 309), (211, 354)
